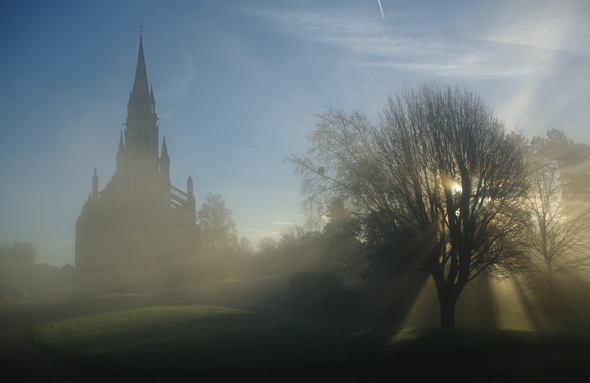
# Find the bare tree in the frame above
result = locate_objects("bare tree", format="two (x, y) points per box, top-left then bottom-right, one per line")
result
(238, 236), (254, 256)
(197, 193), (238, 263)
(289, 83), (529, 328)
(523, 130), (590, 299)
(279, 224), (308, 249)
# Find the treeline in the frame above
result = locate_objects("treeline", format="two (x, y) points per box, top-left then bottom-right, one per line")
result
(519, 129), (590, 305)
(285, 83), (590, 328)
(0, 242), (36, 287)
(199, 125), (590, 322)
(196, 193), (365, 281)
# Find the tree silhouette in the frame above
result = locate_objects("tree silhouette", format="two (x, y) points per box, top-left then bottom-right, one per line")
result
(290, 83), (529, 328)
(523, 130), (590, 301)
(197, 193), (238, 270)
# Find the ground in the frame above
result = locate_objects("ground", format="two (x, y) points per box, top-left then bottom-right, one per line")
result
(2, 295), (590, 382)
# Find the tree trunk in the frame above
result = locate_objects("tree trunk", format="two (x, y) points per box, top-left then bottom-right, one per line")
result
(439, 298), (455, 328)
(438, 288), (459, 328)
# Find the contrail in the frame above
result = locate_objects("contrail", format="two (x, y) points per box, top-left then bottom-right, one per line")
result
(377, 0), (385, 18)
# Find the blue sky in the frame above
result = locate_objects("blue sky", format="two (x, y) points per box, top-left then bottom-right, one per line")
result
(1, 0), (589, 266)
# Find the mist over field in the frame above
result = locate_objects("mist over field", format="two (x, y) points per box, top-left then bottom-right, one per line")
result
(1, 1), (590, 380)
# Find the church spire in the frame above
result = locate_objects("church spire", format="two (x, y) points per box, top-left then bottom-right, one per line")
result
(160, 136), (170, 183)
(92, 168), (99, 200)
(124, 33), (159, 170)
(118, 130), (125, 153)
(116, 130), (125, 174)
(161, 136), (169, 158)
(133, 36), (149, 98)
(127, 35), (155, 118)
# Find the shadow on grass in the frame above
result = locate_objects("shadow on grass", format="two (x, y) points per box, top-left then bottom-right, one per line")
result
(394, 327), (590, 356)
(33, 294), (590, 377)
(34, 302), (402, 376)
(26, 287), (590, 379)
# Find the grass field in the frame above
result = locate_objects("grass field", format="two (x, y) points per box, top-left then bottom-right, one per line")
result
(30, 293), (590, 376)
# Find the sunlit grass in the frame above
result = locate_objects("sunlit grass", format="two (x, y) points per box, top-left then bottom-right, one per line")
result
(400, 275), (590, 333)
(32, 294), (590, 375)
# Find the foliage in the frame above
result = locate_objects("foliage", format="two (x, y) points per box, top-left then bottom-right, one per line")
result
(289, 83), (529, 327)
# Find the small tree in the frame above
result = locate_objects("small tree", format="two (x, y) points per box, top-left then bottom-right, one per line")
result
(197, 193), (238, 269)
(523, 130), (590, 300)
(290, 83), (529, 328)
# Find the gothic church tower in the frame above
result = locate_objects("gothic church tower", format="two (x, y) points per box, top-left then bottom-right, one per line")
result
(75, 36), (198, 286)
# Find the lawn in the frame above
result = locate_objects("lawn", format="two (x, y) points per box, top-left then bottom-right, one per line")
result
(30, 293), (590, 376)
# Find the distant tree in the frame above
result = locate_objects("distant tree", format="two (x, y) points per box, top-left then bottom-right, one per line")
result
(523, 130), (590, 299)
(278, 225), (323, 273)
(197, 193), (238, 265)
(279, 224), (307, 250)
(237, 236), (254, 256)
(0, 242), (36, 286)
(289, 83), (529, 328)
(253, 237), (280, 275)
(257, 237), (278, 256)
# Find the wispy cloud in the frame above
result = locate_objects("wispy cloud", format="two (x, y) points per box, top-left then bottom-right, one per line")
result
(238, 226), (283, 241)
(272, 221), (296, 225)
(238, 2), (589, 78)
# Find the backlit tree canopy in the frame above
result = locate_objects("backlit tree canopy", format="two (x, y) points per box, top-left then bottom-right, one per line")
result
(289, 83), (529, 328)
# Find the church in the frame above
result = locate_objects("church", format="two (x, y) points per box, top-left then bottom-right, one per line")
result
(75, 35), (199, 286)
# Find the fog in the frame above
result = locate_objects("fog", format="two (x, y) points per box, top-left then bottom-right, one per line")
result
(1, 0), (590, 339)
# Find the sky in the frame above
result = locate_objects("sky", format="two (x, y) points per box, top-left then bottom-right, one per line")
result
(1, 0), (589, 267)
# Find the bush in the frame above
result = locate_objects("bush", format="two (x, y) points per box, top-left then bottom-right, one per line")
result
(288, 271), (359, 314)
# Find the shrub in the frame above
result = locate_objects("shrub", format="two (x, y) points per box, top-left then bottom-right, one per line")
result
(289, 271), (359, 314)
